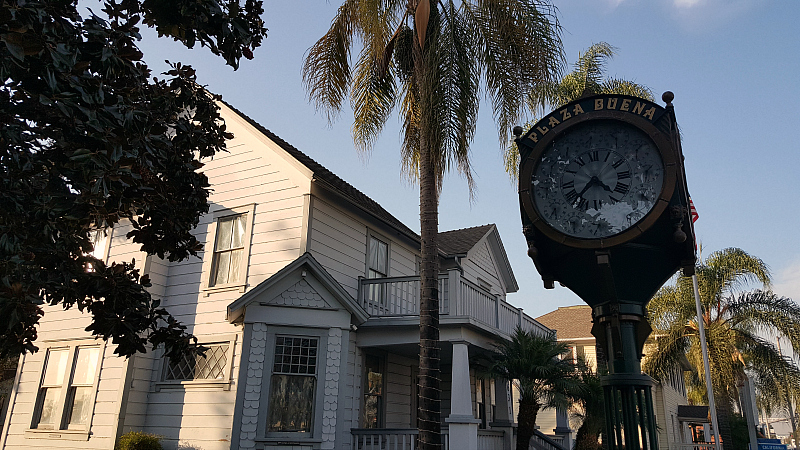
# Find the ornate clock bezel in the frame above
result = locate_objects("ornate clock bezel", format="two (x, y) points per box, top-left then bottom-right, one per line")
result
(519, 105), (679, 249)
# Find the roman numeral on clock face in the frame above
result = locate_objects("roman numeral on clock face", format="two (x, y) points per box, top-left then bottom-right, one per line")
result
(614, 183), (630, 195)
(617, 170), (631, 179)
(562, 180), (574, 190)
(612, 159), (625, 169)
(588, 151), (599, 162)
(564, 189), (579, 204)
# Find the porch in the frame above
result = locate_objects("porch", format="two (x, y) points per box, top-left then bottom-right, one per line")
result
(350, 427), (567, 450)
(353, 271), (567, 450)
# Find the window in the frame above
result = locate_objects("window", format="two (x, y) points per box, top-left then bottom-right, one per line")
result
(30, 344), (102, 434)
(164, 343), (230, 381)
(201, 204), (255, 294)
(362, 354), (384, 428)
(476, 378), (487, 429)
(211, 214), (247, 286)
(156, 337), (236, 390)
(366, 235), (389, 303)
(267, 336), (318, 433)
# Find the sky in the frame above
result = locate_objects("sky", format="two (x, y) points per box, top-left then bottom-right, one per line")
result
(131, 0), (800, 319)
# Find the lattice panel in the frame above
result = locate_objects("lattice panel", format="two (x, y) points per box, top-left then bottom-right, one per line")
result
(165, 344), (229, 381)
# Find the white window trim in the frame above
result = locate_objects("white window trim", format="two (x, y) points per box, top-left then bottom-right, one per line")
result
(201, 204), (256, 296)
(365, 230), (391, 278)
(257, 329), (326, 443)
(154, 334), (237, 391)
(25, 340), (106, 441)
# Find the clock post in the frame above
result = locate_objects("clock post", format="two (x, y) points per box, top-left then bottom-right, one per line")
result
(517, 92), (696, 450)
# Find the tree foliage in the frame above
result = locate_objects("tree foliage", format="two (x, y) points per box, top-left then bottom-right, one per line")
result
(506, 42), (653, 178)
(485, 328), (585, 450)
(0, 0), (267, 358)
(303, 1), (563, 446)
(644, 248), (800, 450)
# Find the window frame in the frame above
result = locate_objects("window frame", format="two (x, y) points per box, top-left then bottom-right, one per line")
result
(25, 341), (105, 440)
(365, 231), (390, 279)
(201, 204), (256, 295)
(361, 352), (386, 429)
(258, 328), (327, 444)
(155, 334), (237, 391)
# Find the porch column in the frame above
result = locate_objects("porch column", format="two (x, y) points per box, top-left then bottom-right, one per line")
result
(489, 378), (516, 450)
(553, 408), (573, 450)
(446, 341), (480, 450)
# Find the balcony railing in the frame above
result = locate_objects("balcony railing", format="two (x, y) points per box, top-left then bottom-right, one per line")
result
(358, 270), (551, 338)
(350, 428), (509, 450)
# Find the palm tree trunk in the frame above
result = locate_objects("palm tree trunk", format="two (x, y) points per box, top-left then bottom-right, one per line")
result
(414, 15), (441, 448)
(574, 420), (604, 450)
(517, 401), (541, 450)
(716, 393), (735, 450)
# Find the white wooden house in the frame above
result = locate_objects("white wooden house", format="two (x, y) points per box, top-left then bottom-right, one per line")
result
(0, 102), (553, 450)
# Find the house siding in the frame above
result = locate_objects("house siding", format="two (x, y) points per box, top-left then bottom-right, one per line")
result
(462, 240), (503, 296)
(308, 197), (418, 300)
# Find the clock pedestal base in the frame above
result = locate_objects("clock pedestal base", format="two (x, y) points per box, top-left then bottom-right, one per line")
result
(592, 303), (659, 450)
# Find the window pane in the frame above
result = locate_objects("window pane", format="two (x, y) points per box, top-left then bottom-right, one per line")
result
(215, 217), (234, 251)
(231, 215), (246, 248)
(228, 248), (243, 283)
(89, 229), (108, 260)
(267, 374), (314, 432)
(368, 237), (388, 277)
(165, 344), (229, 381)
(66, 386), (93, 426)
(36, 387), (61, 428)
(212, 251), (232, 286)
(71, 347), (100, 386)
(42, 349), (69, 387)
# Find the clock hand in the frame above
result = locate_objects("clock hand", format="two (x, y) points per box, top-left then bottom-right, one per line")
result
(577, 178), (596, 198)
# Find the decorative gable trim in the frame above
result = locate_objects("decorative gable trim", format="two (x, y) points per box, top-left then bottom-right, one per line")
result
(226, 253), (369, 324)
(266, 279), (332, 309)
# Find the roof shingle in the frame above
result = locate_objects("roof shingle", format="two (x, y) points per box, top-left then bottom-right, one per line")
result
(535, 305), (593, 341)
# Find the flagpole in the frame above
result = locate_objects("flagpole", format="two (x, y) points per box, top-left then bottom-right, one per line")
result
(693, 274), (722, 450)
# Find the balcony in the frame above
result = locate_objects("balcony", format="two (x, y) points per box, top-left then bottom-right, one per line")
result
(357, 269), (551, 338)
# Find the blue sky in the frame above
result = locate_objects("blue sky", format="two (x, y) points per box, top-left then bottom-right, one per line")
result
(135, 0), (800, 319)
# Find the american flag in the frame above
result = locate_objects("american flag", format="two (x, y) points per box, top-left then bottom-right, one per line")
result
(689, 197), (699, 223)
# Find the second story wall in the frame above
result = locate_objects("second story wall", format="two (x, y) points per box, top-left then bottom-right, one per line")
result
(308, 194), (418, 300)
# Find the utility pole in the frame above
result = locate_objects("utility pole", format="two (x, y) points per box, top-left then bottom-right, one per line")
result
(777, 338), (797, 450)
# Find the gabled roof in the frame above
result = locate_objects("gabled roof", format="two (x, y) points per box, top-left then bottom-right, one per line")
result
(439, 224), (518, 293)
(536, 305), (594, 341)
(438, 224), (494, 256)
(221, 101), (418, 241)
(226, 252), (369, 324)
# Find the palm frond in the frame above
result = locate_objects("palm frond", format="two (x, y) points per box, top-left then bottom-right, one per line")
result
(350, 47), (397, 154)
(302, 0), (360, 123)
(466, 0), (564, 147)
(726, 290), (800, 354)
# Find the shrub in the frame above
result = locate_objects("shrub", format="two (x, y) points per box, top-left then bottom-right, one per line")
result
(116, 431), (163, 450)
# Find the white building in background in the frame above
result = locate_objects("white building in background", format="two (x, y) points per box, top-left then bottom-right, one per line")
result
(0, 101), (557, 450)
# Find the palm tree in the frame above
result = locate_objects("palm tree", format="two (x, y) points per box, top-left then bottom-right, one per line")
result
(302, 1), (564, 446)
(486, 328), (585, 450)
(644, 248), (800, 450)
(571, 358), (605, 450)
(506, 42), (653, 178)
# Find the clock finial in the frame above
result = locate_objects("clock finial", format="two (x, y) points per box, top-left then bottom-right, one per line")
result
(662, 91), (674, 106)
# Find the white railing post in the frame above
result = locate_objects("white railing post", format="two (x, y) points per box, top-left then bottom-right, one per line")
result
(447, 268), (460, 316)
(495, 295), (501, 329)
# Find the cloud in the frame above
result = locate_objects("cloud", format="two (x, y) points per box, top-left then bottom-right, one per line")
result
(673, 0), (703, 8)
(774, 260), (800, 301)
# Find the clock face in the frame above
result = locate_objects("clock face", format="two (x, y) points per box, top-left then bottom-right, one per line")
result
(531, 120), (665, 239)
